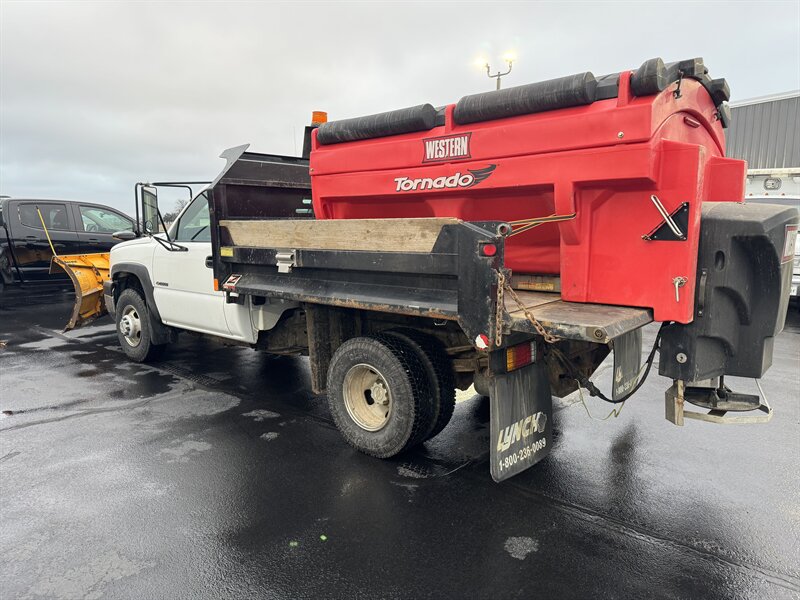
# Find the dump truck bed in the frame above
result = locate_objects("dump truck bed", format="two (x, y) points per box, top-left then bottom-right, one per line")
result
(216, 214), (652, 344)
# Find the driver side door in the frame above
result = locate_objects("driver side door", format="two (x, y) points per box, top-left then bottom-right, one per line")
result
(151, 192), (230, 336)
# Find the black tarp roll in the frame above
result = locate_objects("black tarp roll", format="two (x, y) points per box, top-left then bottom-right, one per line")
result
(630, 57), (668, 96)
(631, 57), (711, 97)
(453, 72), (598, 125)
(317, 104), (437, 145)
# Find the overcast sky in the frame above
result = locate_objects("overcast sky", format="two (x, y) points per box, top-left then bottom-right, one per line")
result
(1, 1), (799, 213)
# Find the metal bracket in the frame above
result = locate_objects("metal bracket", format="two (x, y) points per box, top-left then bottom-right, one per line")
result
(672, 276), (688, 303)
(673, 70), (684, 99)
(665, 380), (773, 425)
(642, 199), (689, 241)
(275, 250), (296, 274)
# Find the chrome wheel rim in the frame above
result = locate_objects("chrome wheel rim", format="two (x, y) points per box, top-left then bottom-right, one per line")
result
(119, 305), (142, 347)
(343, 364), (392, 432)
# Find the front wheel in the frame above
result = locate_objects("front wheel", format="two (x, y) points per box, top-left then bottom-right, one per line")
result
(115, 288), (165, 362)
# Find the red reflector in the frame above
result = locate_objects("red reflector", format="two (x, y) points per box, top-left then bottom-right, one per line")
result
(481, 243), (497, 257)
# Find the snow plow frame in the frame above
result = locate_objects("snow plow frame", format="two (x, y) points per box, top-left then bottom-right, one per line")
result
(50, 253), (110, 330)
(33, 203), (111, 331)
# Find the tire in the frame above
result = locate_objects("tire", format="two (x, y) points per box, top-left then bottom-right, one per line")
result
(326, 335), (435, 458)
(382, 329), (456, 441)
(115, 288), (166, 362)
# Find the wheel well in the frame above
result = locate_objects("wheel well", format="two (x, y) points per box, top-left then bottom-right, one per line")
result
(303, 304), (473, 394)
(112, 270), (173, 345)
(114, 272), (144, 300)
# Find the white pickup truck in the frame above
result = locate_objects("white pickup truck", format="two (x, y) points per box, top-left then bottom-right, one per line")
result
(109, 185), (299, 362)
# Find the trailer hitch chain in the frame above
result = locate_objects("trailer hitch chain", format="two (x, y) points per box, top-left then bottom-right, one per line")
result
(502, 279), (560, 345)
(495, 271), (506, 346)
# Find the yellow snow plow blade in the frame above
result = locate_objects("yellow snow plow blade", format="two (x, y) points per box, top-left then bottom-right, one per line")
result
(50, 253), (111, 331)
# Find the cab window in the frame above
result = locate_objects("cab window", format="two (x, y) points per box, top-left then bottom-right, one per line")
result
(173, 193), (211, 242)
(19, 203), (70, 230)
(79, 206), (133, 233)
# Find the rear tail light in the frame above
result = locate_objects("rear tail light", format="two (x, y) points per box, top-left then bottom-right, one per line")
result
(481, 243), (497, 257)
(506, 341), (535, 372)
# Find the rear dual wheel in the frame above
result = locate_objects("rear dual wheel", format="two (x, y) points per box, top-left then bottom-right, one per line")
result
(380, 329), (455, 441)
(326, 332), (455, 458)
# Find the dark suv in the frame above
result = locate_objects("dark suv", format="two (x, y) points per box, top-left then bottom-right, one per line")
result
(0, 198), (134, 288)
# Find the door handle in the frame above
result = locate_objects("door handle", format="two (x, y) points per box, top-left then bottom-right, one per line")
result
(87, 238), (100, 243)
(205, 256), (213, 268)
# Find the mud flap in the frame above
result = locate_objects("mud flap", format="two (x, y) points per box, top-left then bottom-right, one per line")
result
(612, 328), (642, 400)
(490, 361), (553, 482)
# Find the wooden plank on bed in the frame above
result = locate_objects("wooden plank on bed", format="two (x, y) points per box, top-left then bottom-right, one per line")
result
(220, 218), (461, 253)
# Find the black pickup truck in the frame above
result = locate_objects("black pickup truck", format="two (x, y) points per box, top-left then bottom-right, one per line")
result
(0, 197), (134, 290)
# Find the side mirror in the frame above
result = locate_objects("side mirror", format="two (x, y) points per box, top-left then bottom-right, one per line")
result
(141, 185), (160, 234)
(112, 230), (137, 241)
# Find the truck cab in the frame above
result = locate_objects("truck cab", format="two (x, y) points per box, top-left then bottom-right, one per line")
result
(105, 152), (311, 358)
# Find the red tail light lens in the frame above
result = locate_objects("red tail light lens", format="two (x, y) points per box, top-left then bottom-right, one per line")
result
(506, 341), (535, 372)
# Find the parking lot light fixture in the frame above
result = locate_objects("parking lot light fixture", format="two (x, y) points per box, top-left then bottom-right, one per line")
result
(483, 53), (514, 90)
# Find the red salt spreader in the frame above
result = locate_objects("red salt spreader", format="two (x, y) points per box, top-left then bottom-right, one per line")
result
(311, 57), (748, 324)
(308, 56), (797, 426)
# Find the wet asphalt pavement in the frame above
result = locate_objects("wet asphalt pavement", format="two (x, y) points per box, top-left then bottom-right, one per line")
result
(0, 288), (798, 600)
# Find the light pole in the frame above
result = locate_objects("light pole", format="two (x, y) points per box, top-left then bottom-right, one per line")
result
(481, 53), (515, 90)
